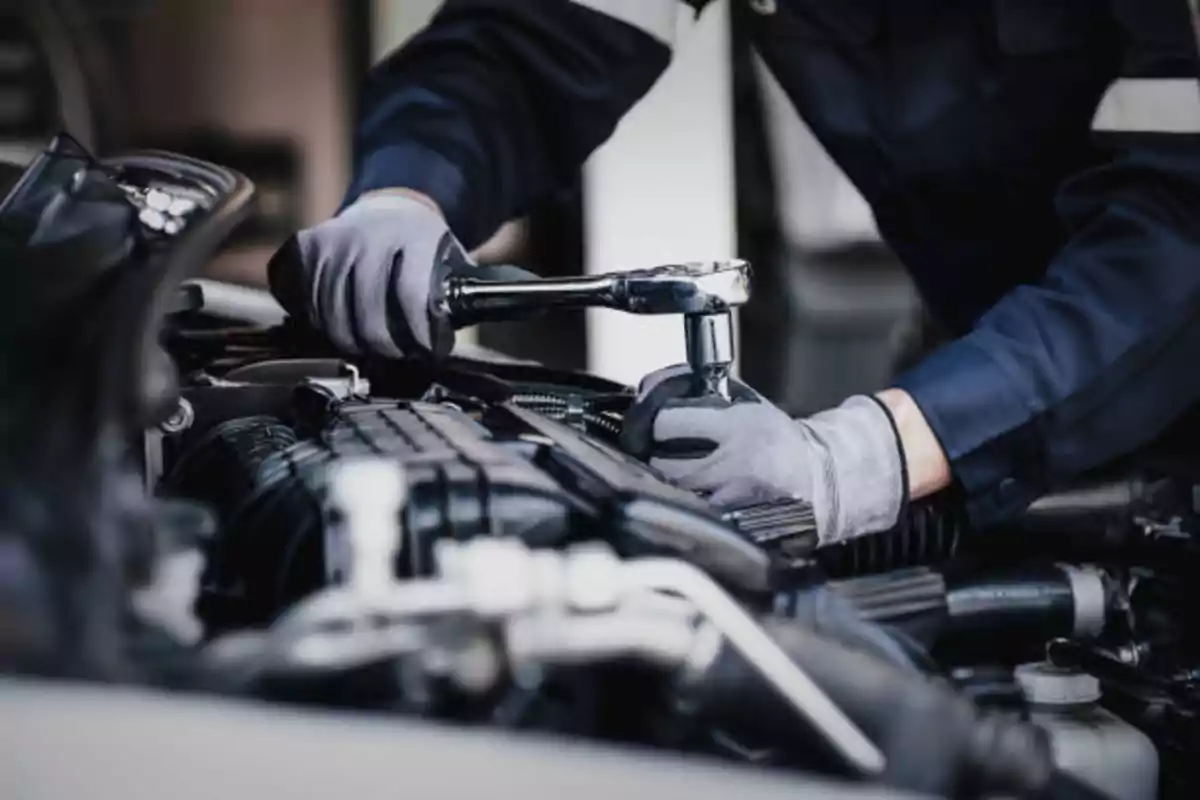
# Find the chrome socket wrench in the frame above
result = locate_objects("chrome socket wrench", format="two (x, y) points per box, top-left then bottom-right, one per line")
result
(442, 259), (751, 397)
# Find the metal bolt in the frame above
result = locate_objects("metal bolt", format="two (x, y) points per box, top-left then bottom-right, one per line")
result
(159, 397), (195, 434)
(168, 197), (197, 217)
(139, 208), (167, 231)
(146, 189), (172, 212)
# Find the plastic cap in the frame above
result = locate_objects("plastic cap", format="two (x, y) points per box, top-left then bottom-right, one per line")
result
(329, 458), (407, 514)
(1015, 661), (1101, 706)
(328, 458), (407, 592)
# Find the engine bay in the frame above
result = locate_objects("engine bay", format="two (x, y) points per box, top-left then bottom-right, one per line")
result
(5, 140), (1200, 800)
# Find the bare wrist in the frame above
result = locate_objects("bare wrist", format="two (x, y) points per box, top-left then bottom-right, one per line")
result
(874, 388), (952, 500)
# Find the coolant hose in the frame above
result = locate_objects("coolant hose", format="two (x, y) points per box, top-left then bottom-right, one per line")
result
(825, 565), (1108, 648)
(944, 565), (1107, 641)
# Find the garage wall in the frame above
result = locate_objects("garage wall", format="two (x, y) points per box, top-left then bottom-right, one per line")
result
(127, 0), (351, 284)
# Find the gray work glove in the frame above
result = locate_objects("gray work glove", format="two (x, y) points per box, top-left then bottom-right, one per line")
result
(267, 193), (470, 360)
(620, 365), (908, 547)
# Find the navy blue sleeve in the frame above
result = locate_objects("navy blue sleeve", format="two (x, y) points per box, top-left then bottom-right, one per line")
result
(895, 0), (1200, 525)
(345, 0), (708, 250)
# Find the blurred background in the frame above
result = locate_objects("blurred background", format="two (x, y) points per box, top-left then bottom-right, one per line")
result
(0, 0), (931, 414)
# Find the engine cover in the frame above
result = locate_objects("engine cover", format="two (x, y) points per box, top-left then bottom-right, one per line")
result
(166, 390), (776, 635)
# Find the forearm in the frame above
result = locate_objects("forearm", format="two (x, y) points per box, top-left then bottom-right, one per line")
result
(347, 0), (677, 250)
(888, 0), (1200, 525)
(892, 157), (1200, 524)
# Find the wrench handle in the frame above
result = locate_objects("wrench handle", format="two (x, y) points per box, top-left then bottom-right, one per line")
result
(444, 274), (619, 327)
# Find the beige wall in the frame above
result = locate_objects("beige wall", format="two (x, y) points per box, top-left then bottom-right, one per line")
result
(128, 0), (351, 284)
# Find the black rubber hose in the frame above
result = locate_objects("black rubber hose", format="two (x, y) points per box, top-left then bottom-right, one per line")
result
(1018, 477), (1157, 536)
(944, 566), (1077, 642)
(827, 566), (1097, 652)
(508, 393), (623, 439)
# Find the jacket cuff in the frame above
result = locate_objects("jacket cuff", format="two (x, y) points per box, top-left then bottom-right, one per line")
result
(344, 140), (471, 242)
(892, 337), (1043, 527)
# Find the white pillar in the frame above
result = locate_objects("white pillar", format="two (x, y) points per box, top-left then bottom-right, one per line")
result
(582, 2), (736, 387)
(371, 1), (736, 376)
(371, 0), (443, 60)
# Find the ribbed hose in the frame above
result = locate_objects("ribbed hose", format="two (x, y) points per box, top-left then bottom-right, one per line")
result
(827, 567), (948, 627)
(508, 393), (624, 439)
(164, 417), (330, 635)
(162, 416), (300, 523)
(827, 565), (1101, 650)
(817, 498), (968, 578)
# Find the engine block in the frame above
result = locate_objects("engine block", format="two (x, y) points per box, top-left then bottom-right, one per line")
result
(163, 378), (780, 636)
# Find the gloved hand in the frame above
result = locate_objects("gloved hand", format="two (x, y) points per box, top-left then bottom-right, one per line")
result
(620, 365), (908, 546)
(267, 192), (470, 360)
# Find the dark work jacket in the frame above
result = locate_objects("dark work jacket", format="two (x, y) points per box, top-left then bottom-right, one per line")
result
(346, 0), (1200, 526)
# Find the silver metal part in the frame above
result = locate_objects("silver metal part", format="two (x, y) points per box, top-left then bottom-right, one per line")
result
(325, 458), (408, 593)
(143, 429), (165, 493)
(304, 363), (370, 401)
(204, 537), (880, 776)
(443, 259), (751, 325)
(504, 605), (699, 670)
(445, 259), (750, 398)
(1058, 564), (1108, 638)
(685, 311), (735, 398)
(565, 394), (587, 432)
(159, 397), (195, 434)
(146, 398), (195, 490)
(120, 181), (204, 237)
(622, 558), (885, 775)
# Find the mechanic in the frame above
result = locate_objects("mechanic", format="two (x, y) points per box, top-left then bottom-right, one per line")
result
(269, 0), (1200, 548)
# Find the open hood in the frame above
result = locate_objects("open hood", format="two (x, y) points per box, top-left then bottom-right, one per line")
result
(0, 133), (252, 676)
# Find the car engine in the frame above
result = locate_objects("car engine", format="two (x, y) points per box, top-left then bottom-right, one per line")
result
(4, 138), (1200, 800)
